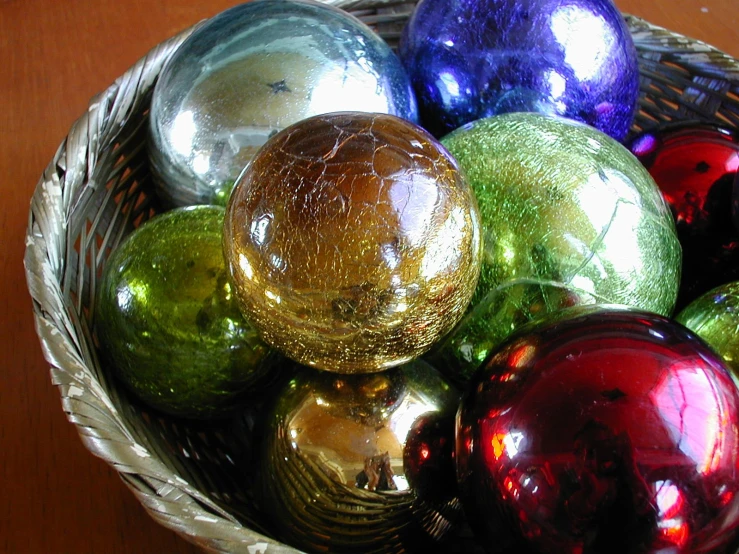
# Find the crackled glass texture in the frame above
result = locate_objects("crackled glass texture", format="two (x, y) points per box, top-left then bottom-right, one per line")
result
(224, 112), (482, 373)
(95, 206), (274, 419)
(628, 123), (739, 308)
(457, 306), (739, 553)
(676, 281), (739, 380)
(399, 0), (639, 138)
(258, 360), (461, 553)
(430, 113), (681, 383)
(149, 0), (418, 207)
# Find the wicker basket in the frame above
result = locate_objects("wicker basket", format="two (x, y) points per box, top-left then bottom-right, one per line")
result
(23, 0), (739, 552)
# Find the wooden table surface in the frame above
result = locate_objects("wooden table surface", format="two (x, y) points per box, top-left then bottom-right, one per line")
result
(2, 0), (738, 552)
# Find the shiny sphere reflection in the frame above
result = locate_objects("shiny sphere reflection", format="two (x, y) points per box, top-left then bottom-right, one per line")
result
(457, 306), (739, 553)
(258, 360), (462, 553)
(399, 0), (639, 138)
(95, 206), (275, 419)
(431, 113), (681, 383)
(628, 122), (739, 307)
(149, 0), (418, 207)
(224, 112), (482, 373)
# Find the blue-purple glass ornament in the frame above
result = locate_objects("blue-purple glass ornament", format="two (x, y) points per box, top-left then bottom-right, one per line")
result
(399, 0), (640, 139)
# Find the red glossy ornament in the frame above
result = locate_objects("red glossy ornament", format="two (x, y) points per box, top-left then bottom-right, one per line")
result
(628, 122), (739, 307)
(404, 412), (458, 503)
(456, 306), (739, 554)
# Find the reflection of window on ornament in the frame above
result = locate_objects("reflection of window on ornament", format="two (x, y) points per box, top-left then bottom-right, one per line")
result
(489, 430), (525, 460)
(650, 362), (727, 474)
(654, 480), (688, 548)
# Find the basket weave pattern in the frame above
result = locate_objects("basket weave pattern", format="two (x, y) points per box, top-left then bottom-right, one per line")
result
(24, 1), (739, 552)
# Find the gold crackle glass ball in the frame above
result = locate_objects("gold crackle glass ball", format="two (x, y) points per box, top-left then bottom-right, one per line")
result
(224, 112), (482, 373)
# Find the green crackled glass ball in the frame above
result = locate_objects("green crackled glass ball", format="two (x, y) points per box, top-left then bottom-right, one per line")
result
(431, 113), (682, 382)
(676, 282), (739, 378)
(95, 206), (275, 419)
(224, 112), (482, 374)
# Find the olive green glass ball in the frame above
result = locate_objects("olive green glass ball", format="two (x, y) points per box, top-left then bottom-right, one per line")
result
(95, 206), (274, 419)
(433, 113), (682, 382)
(676, 282), (739, 378)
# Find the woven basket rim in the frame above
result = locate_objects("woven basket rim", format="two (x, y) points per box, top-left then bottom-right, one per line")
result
(23, 3), (739, 552)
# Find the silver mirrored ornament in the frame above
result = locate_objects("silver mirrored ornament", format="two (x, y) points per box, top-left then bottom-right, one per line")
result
(149, 0), (419, 207)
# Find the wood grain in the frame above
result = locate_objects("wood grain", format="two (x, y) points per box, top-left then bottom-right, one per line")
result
(1, 0), (737, 552)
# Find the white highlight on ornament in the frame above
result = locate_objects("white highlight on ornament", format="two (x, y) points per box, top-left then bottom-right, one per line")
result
(550, 6), (613, 81)
(171, 110), (197, 157)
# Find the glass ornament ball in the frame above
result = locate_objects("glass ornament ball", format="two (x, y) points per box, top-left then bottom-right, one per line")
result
(223, 112), (483, 374)
(398, 0), (639, 139)
(429, 113), (681, 383)
(676, 281), (739, 379)
(628, 122), (739, 307)
(403, 411), (457, 503)
(456, 305), (739, 554)
(95, 206), (276, 419)
(257, 360), (462, 553)
(149, 0), (418, 208)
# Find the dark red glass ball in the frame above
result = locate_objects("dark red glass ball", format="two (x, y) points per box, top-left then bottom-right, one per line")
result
(628, 122), (739, 307)
(404, 412), (458, 503)
(456, 306), (739, 554)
